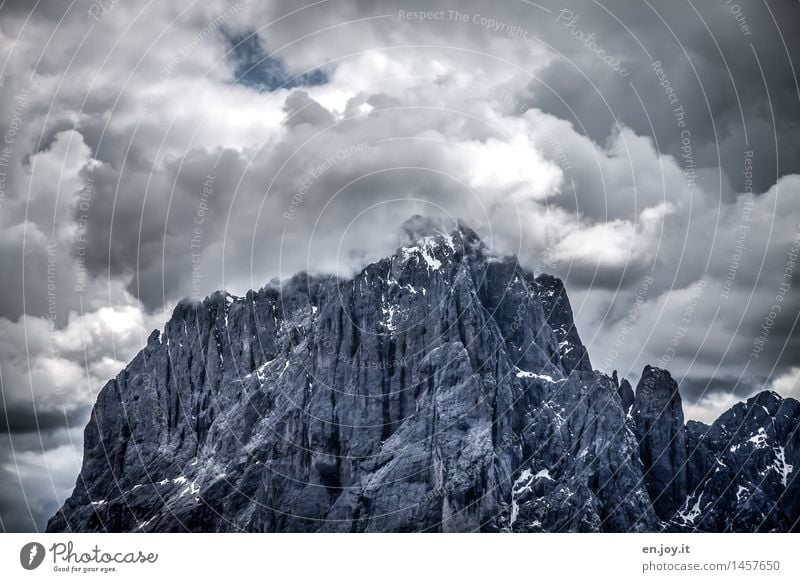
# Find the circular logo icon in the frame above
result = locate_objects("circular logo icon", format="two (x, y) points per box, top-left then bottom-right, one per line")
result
(20, 542), (45, 570)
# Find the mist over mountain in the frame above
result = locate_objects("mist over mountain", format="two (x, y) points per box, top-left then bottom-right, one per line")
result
(48, 219), (799, 532)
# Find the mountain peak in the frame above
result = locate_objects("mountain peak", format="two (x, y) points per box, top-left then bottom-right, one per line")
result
(748, 389), (783, 408)
(391, 215), (489, 273)
(632, 364), (688, 520)
(401, 214), (454, 242)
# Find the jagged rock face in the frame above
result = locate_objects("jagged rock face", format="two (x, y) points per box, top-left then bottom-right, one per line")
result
(632, 366), (688, 521)
(533, 274), (592, 374)
(675, 391), (800, 532)
(46, 220), (800, 533)
(47, 222), (655, 533)
(611, 370), (634, 413)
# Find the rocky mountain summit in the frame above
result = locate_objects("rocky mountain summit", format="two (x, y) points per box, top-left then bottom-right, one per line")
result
(48, 218), (799, 532)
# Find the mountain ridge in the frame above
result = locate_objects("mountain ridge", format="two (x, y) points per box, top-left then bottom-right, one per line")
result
(47, 218), (799, 532)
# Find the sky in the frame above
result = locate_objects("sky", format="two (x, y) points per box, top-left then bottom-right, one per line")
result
(1, 0), (799, 532)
